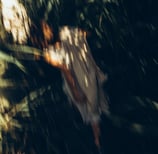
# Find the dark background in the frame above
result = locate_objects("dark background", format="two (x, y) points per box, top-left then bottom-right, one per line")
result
(1, 0), (158, 153)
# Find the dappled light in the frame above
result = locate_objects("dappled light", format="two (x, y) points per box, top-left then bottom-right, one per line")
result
(1, 0), (30, 44)
(0, 0), (157, 154)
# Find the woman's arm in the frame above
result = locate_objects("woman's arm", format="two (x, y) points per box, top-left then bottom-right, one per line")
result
(44, 45), (86, 103)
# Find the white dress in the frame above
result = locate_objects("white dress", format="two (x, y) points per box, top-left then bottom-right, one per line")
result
(48, 26), (109, 124)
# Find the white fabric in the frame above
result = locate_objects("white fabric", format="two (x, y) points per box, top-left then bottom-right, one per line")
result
(48, 26), (109, 124)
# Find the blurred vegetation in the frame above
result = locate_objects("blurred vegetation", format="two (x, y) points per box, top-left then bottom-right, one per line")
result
(0, 0), (158, 153)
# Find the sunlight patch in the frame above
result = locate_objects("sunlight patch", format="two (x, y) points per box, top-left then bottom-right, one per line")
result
(1, 0), (30, 44)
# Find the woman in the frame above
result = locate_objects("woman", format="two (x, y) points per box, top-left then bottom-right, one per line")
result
(44, 26), (109, 148)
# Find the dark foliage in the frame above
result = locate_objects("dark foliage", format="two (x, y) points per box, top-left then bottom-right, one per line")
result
(0, 0), (158, 153)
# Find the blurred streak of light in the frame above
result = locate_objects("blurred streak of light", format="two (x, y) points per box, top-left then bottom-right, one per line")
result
(0, 50), (27, 73)
(0, 86), (48, 136)
(4, 43), (43, 56)
(60, 26), (71, 41)
(0, 96), (9, 114)
(41, 20), (53, 44)
(153, 58), (158, 65)
(0, 60), (7, 76)
(130, 123), (144, 134)
(48, 45), (67, 67)
(151, 101), (158, 110)
(1, 0), (30, 44)
(0, 96), (23, 150)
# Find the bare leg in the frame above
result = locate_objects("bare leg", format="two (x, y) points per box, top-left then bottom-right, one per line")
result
(91, 122), (101, 149)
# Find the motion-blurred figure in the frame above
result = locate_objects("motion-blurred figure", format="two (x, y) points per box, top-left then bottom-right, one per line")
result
(45, 26), (109, 148)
